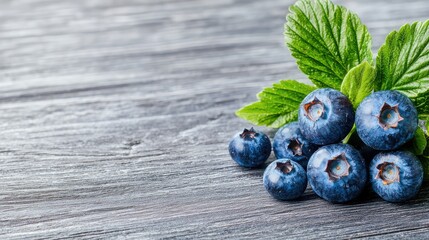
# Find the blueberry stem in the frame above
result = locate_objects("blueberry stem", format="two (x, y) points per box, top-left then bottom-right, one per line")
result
(240, 128), (257, 139)
(325, 153), (350, 181)
(303, 97), (325, 122)
(288, 139), (303, 156)
(377, 102), (404, 130)
(376, 162), (400, 185)
(276, 161), (293, 174)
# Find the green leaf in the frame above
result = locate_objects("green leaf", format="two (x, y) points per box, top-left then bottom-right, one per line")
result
(342, 124), (356, 144)
(340, 62), (377, 108)
(411, 89), (429, 120)
(236, 80), (316, 128)
(420, 129), (429, 181)
(285, 0), (373, 89)
(405, 128), (427, 156)
(419, 114), (429, 123)
(427, 120), (429, 133)
(424, 134), (429, 156)
(376, 20), (429, 98)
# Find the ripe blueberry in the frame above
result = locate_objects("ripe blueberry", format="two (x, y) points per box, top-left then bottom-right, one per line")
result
(355, 90), (418, 150)
(298, 88), (354, 145)
(228, 128), (271, 168)
(273, 122), (318, 169)
(263, 159), (307, 200)
(347, 130), (379, 162)
(307, 144), (367, 203)
(369, 151), (423, 203)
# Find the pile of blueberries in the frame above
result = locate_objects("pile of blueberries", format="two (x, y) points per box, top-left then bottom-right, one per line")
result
(229, 88), (425, 203)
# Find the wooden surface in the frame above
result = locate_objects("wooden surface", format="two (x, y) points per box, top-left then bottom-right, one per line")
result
(0, 0), (428, 239)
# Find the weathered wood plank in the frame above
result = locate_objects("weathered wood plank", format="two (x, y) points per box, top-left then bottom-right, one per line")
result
(0, 0), (428, 239)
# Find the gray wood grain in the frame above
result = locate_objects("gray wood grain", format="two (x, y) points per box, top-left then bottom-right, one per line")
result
(0, 0), (428, 239)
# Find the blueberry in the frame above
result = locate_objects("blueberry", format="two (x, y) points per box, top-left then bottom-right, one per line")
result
(298, 88), (355, 145)
(369, 151), (423, 203)
(228, 128), (271, 168)
(346, 130), (379, 163)
(307, 144), (367, 203)
(355, 90), (418, 150)
(273, 122), (318, 169)
(263, 159), (307, 200)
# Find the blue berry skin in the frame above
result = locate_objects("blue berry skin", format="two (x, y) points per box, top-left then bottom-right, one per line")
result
(369, 151), (423, 203)
(347, 131), (379, 163)
(356, 90), (418, 151)
(307, 144), (367, 203)
(263, 159), (307, 200)
(298, 88), (355, 145)
(273, 122), (318, 169)
(228, 128), (271, 168)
